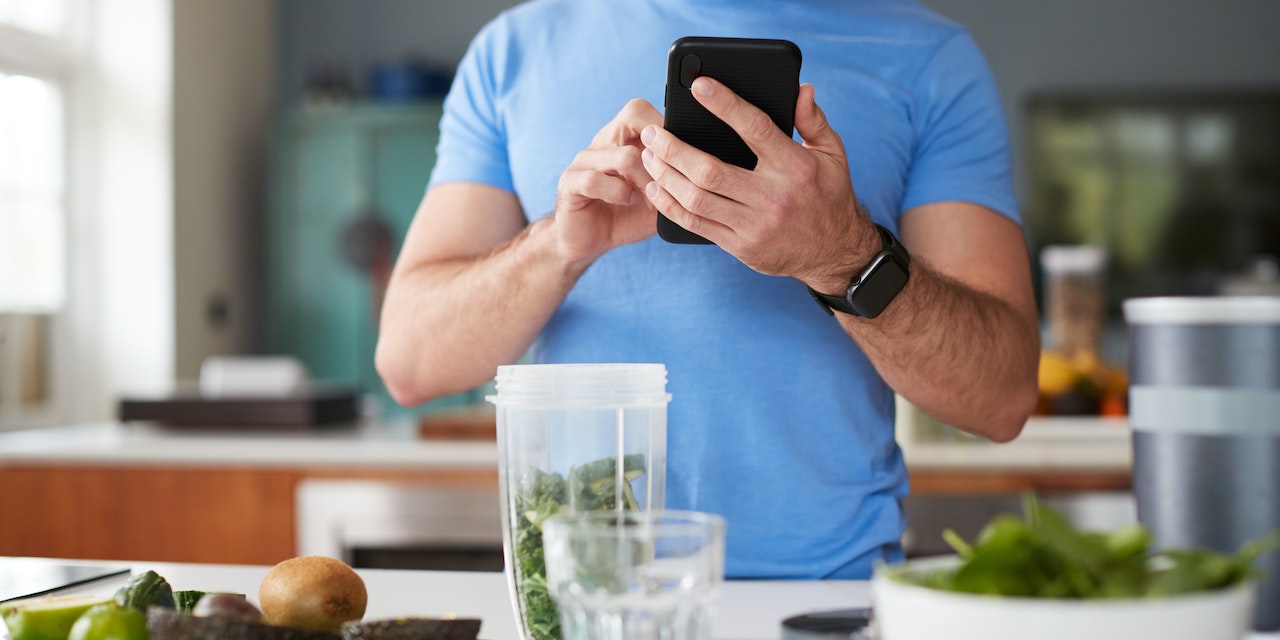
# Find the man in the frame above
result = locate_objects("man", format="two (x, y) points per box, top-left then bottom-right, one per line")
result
(376, 0), (1039, 579)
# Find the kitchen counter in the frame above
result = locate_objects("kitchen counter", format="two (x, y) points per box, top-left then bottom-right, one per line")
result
(0, 415), (1130, 477)
(0, 416), (1132, 564)
(0, 419), (497, 469)
(0, 557), (869, 640)
(2, 557), (1274, 640)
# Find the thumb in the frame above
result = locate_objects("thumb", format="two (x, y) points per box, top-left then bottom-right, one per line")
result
(794, 84), (841, 152)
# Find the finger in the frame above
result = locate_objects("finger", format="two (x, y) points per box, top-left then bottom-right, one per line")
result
(641, 146), (742, 225)
(572, 146), (653, 198)
(640, 124), (753, 201)
(559, 166), (640, 207)
(794, 83), (843, 153)
(644, 180), (732, 242)
(592, 98), (663, 147)
(689, 76), (793, 156)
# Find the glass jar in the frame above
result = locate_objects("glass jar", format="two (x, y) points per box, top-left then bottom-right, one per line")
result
(1040, 245), (1106, 359)
(489, 363), (670, 640)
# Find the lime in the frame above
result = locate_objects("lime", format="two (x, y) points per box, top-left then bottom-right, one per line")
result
(0, 595), (113, 640)
(67, 603), (148, 640)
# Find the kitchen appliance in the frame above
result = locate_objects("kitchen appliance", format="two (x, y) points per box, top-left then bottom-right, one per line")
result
(296, 480), (503, 571)
(1125, 296), (1280, 631)
(490, 363), (670, 640)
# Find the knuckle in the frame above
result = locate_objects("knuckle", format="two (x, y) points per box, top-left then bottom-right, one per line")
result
(623, 98), (648, 115)
(693, 160), (721, 190)
(745, 110), (776, 141)
(685, 189), (709, 214)
(619, 145), (642, 166)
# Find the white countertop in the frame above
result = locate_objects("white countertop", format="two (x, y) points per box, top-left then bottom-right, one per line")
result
(3, 557), (1273, 640)
(0, 416), (1131, 473)
(0, 557), (869, 640)
(0, 420), (497, 469)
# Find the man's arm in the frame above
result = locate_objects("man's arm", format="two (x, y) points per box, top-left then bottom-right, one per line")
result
(375, 183), (563, 406)
(376, 100), (663, 407)
(639, 78), (1038, 441)
(823, 202), (1040, 442)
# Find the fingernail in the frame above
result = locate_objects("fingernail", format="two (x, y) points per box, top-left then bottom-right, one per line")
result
(628, 190), (637, 205)
(645, 182), (659, 199)
(692, 77), (714, 97)
(641, 126), (656, 145)
(642, 148), (654, 164)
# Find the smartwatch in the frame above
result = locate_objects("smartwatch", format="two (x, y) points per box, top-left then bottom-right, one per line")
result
(807, 223), (910, 319)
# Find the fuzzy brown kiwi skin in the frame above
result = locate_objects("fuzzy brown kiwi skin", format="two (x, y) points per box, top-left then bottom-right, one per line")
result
(259, 557), (368, 634)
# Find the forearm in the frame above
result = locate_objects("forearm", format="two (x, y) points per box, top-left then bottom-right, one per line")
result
(828, 260), (1040, 441)
(375, 217), (582, 406)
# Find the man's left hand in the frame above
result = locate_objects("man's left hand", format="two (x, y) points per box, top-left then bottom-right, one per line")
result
(640, 77), (876, 292)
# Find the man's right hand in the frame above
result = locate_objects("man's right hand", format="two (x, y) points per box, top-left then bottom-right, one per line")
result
(553, 98), (663, 267)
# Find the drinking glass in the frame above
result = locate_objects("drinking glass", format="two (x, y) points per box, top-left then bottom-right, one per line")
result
(542, 510), (726, 640)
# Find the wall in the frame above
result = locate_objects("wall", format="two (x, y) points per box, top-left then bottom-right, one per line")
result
(921, 0), (1280, 198)
(275, 0), (1280, 170)
(275, 0), (518, 106)
(74, 0), (174, 417)
(172, 0), (276, 379)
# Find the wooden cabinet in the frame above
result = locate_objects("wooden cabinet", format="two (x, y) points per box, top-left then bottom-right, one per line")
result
(268, 102), (484, 417)
(0, 464), (498, 565)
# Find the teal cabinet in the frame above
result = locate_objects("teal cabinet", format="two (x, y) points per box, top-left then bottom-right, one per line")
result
(268, 102), (482, 416)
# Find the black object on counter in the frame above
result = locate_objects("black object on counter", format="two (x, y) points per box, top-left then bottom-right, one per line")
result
(118, 386), (359, 428)
(781, 608), (873, 640)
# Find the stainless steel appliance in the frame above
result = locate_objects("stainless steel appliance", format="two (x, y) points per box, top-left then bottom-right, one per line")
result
(1126, 296), (1280, 631)
(296, 480), (503, 571)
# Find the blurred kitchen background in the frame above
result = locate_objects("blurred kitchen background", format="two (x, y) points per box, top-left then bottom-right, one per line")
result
(1, 0), (1278, 567)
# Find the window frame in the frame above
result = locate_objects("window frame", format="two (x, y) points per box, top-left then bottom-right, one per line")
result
(0, 4), (81, 429)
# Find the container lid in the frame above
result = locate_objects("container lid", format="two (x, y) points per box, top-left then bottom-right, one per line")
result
(1040, 245), (1105, 275)
(1124, 296), (1280, 325)
(488, 363), (671, 407)
(781, 609), (873, 640)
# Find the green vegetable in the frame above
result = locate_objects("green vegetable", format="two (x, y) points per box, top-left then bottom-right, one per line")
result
(172, 591), (206, 615)
(114, 570), (175, 613)
(894, 494), (1278, 599)
(0, 594), (113, 640)
(68, 602), (148, 640)
(512, 455), (647, 640)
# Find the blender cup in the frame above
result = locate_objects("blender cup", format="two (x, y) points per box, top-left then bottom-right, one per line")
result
(489, 363), (670, 640)
(1125, 297), (1280, 631)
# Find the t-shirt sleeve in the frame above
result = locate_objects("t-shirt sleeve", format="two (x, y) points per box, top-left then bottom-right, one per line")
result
(427, 17), (515, 193)
(901, 31), (1019, 224)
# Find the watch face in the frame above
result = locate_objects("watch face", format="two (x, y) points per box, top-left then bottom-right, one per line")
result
(849, 254), (910, 318)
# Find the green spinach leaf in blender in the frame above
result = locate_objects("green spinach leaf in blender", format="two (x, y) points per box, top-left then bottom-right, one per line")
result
(513, 455), (646, 640)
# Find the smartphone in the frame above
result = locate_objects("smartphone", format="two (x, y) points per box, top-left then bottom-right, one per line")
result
(658, 36), (803, 244)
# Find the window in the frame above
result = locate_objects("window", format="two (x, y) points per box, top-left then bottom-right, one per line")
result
(0, 72), (65, 312)
(1026, 92), (1280, 320)
(0, 0), (68, 38)
(0, 0), (72, 427)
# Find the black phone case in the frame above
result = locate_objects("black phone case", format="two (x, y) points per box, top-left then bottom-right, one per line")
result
(659, 36), (802, 244)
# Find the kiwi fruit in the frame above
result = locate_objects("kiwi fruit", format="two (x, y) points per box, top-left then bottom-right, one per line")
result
(258, 556), (368, 633)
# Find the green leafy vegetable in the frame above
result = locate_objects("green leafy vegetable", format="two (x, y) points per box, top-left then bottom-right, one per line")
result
(895, 494), (1278, 599)
(113, 569), (175, 612)
(512, 455), (646, 640)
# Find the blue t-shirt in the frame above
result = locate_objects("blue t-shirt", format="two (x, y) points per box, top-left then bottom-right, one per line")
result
(430, 0), (1017, 579)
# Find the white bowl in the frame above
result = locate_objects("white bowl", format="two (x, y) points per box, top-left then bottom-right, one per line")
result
(872, 557), (1257, 640)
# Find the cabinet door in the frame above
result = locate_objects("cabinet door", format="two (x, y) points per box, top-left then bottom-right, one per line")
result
(270, 125), (367, 388)
(270, 104), (481, 416)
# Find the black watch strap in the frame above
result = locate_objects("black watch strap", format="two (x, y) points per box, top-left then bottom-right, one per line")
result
(807, 223), (910, 318)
